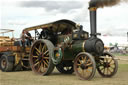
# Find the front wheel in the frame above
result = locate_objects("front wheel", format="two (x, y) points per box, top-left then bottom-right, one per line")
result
(74, 52), (96, 80)
(97, 52), (118, 77)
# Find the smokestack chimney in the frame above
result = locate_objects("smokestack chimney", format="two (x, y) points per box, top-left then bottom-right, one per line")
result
(89, 7), (97, 37)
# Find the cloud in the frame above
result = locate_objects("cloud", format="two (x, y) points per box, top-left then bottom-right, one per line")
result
(8, 20), (27, 25)
(18, 0), (90, 25)
(20, 1), (84, 13)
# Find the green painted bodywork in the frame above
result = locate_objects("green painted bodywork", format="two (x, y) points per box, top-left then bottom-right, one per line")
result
(57, 34), (72, 44)
(72, 40), (85, 54)
(63, 40), (85, 60)
(57, 35), (85, 60)
(63, 47), (74, 60)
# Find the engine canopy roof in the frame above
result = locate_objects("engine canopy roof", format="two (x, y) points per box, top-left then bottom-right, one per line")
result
(23, 19), (77, 33)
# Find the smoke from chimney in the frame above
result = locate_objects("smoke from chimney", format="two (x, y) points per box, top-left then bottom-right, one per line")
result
(89, 0), (128, 8)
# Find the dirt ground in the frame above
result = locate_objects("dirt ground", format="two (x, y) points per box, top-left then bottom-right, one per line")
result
(0, 56), (128, 85)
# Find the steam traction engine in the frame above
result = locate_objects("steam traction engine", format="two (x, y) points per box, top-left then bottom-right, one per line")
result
(29, 7), (118, 80)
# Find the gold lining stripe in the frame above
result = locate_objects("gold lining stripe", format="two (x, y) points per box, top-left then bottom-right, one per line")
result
(89, 7), (97, 11)
(82, 40), (86, 52)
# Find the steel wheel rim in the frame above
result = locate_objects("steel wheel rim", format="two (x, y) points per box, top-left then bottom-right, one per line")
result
(30, 41), (50, 75)
(97, 53), (118, 77)
(74, 53), (95, 80)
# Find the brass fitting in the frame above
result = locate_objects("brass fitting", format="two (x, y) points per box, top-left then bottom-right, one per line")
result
(89, 7), (97, 11)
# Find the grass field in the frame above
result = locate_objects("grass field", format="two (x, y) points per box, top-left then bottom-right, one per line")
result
(114, 53), (128, 57)
(0, 56), (128, 85)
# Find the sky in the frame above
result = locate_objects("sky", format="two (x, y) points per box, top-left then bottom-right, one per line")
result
(0, 0), (128, 38)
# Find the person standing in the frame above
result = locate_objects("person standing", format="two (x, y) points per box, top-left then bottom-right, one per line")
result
(24, 31), (33, 46)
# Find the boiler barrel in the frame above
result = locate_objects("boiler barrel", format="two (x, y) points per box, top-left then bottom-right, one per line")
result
(84, 38), (104, 55)
(72, 40), (85, 54)
(63, 40), (85, 60)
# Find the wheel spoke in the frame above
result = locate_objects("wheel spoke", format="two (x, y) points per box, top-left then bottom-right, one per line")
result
(110, 63), (115, 65)
(104, 68), (107, 75)
(44, 50), (49, 56)
(45, 59), (49, 64)
(86, 59), (91, 64)
(77, 67), (81, 73)
(37, 64), (41, 72)
(103, 56), (106, 62)
(34, 61), (41, 67)
(86, 69), (90, 73)
(79, 60), (82, 64)
(82, 70), (84, 75)
(43, 57), (49, 60)
(40, 63), (43, 72)
(77, 63), (81, 66)
(108, 68), (112, 73)
(86, 62), (92, 66)
(36, 52), (40, 55)
(109, 59), (113, 64)
(88, 67), (93, 70)
(110, 66), (115, 69)
(100, 67), (105, 71)
(42, 62), (46, 72)
(107, 68), (108, 74)
(34, 58), (39, 62)
(106, 55), (109, 62)
(46, 53), (49, 56)
(42, 45), (46, 52)
(43, 60), (48, 67)
(33, 56), (38, 58)
(35, 47), (41, 54)
(81, 56), (84, 60)
(81, 56), (86, 63)
(39, 43), (42, 52)
(42, 45), (45, 53)
(103, 67), (105, 73)
(100, 60), (104, 63)
(41, 63), (44, 72)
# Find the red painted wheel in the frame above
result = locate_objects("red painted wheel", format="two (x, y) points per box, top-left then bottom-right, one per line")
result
(97, 52), (118, 77)
(29, 39), (54, 75)
(74, 52), (96, 80)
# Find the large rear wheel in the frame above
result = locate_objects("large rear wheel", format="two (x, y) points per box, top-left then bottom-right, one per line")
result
(29, 39), (55, 75)
(74, 52), (96, 80)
